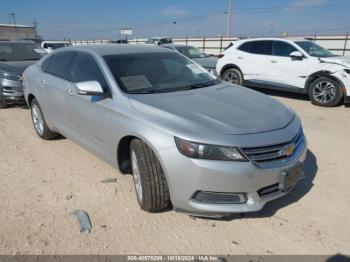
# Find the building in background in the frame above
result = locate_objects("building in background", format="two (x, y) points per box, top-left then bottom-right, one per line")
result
(0, 23), (38, 41)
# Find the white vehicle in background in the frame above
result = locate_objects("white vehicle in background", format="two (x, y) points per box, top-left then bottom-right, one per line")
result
(41, 41), (71, 53)
(144, 37), (173, 45)
(217, 38), (350, 107)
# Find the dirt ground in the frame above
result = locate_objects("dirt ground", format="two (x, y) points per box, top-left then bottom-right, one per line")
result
(0, 90), (349, 255)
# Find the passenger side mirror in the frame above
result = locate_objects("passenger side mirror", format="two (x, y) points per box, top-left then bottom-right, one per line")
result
(289, 51), (304, 60)
(75, 81), (104, 96)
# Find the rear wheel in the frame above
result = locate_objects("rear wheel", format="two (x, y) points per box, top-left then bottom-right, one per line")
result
(308, 77), (343, 107)
(221, 68), (243, 85)
(130, 139), (170, 212)
(30, 98), (58, 139)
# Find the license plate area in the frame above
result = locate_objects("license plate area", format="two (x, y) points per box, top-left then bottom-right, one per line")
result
(279, 163), (303, 192)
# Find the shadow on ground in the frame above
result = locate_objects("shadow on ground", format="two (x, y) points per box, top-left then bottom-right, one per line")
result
(248, 86), (310, 102)
(200, 149), (318, 221)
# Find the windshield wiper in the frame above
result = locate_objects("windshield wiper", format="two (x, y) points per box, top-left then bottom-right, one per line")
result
(128, 89), (162, 94)
(181, 80), (218, 91)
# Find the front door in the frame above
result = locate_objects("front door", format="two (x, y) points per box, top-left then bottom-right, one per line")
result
(65, 52), (114, 162)
(265, 41), (310, 89)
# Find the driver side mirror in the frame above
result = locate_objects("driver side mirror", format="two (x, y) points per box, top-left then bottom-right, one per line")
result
(290, 51), (304, 60)
(75, 81), (104, 96)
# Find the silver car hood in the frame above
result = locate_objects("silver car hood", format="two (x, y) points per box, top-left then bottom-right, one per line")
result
(129, 83), (294, 136)
(192, 56), (218, 68)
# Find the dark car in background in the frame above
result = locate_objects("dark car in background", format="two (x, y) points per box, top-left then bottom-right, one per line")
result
(0, 41), (46, 108)
(162, 44), (218, 75)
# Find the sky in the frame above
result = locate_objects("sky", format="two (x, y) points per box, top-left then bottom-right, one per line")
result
(1, 0), (350, 40)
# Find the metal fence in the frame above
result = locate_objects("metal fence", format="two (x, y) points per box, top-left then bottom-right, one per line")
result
(70, 34), (350, 56)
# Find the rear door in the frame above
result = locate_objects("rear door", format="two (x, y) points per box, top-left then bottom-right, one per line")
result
(65, 51), (114, 161)
(265, 40), (310, 89)
(235, 40), (272, 81)
(39, 51), (76, 132)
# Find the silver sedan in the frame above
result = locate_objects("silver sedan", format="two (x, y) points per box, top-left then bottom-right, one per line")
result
(23, 44), (307, 217)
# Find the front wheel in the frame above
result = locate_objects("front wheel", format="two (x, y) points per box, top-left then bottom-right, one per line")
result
(130, 139), (170, 212)
(308, 77), (343, 107)
(0, 95), (7, 109)
(30, 98), (58, 139)
(221, 68), (243, 85)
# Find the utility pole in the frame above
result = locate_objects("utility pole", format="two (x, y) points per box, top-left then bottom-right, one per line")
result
(226, 0), (232, 37)
(9, 12), (19, 39)
(33, 18), (39, 37)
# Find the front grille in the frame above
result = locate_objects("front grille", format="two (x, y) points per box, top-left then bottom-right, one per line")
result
(193, 191), (247, 204)
(242, 130), (304, 164)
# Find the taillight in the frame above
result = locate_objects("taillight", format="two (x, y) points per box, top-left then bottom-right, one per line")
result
(218, 54), (224, 59)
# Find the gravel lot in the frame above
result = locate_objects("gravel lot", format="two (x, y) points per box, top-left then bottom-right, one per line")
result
(0, 90), (349, 255)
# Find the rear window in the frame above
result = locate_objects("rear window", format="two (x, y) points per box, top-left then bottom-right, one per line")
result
(238, 41), (272, 55)
(0, 43), (45, 61)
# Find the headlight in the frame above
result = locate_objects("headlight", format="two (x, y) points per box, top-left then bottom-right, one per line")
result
(175, 137), (247, 161)
(344, 69), (350, 75)
(1, 72), (22, 82)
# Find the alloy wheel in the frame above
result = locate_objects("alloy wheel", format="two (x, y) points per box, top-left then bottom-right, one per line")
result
(313, 81), (336, 104)
(32, 104), (44, 136)
(131, 150), (143, 203)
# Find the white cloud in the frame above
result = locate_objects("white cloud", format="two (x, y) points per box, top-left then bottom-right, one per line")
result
(162, 5), (189, 17)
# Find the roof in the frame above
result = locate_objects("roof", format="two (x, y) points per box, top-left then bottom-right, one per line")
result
(235, 37), (308, 43)
(0, 23), (35, 29)
(42, 41), (70, 44)
(65, 44), (176, 56)
(162, 44), (189, 48)
(0, 40), (36, 44)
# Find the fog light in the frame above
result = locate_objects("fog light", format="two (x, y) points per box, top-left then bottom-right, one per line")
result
(193, 191), (247, 204)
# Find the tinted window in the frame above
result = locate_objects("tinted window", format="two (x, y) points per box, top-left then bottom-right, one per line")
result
(45, 52), (75, 79)
(71, 52), (109, 92)
(295, 41), (336, 58)
(272, 41), (297, 57)
(238, 41), (272, 55)
(41, 57), (51, 72)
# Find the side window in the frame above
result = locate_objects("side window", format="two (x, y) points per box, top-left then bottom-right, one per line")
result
(272, 41), (297, 57)
(41, 56), (52, 73)
(45, 52), (75, 80)
(71, 52), (109, 92)
(238, 41), (272, 55)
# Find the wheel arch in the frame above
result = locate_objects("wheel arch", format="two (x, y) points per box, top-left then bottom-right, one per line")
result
(27, 93), (36, 106)
(305, 70), (345, 94)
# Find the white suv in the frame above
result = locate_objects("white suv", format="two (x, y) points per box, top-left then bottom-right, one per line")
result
(216, 38), (350, 107)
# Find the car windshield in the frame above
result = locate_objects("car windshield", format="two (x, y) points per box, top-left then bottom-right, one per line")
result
(0, 43), (46, 61)
(104, 52), (219, 94)
(295, 41), (336, 58)
(175, 46), (209, 59)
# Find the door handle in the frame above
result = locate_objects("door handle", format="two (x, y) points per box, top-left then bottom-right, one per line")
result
(270, 60), (277, 63)
(237, 56), (243, 60)
(68, 88), (73, 96)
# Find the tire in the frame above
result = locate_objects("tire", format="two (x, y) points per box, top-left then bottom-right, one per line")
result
(30, 98), (58, 140)
(308, 77), (343, 107)
(221, 68), (243, 85)
(0, 98), (7, 109)
(130, 139), (170, 212)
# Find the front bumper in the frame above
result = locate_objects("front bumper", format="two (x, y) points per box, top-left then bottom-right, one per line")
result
(160, 135), (308, 216)
(0, 78), (25, 104)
